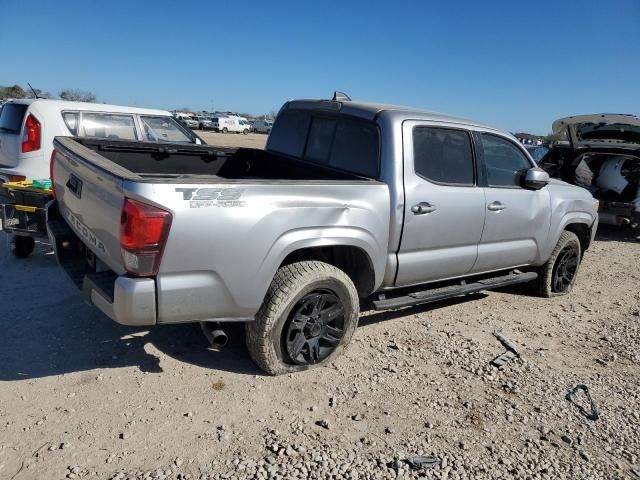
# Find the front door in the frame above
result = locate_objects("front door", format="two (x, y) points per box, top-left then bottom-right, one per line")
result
(395, 121), (486, 286)
(472, 132), (550, 273)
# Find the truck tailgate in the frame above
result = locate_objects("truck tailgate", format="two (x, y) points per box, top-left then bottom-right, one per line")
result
(52, 137), (128, 274)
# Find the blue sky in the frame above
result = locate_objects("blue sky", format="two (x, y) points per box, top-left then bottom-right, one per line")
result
(1, 0), (638, 134)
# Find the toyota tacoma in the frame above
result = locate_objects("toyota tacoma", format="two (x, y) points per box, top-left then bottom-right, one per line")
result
(47, 93), (599, 375)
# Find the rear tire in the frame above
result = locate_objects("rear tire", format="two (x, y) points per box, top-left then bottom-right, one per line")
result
(536, 231), (582, 297)
(222, 127), (228, 134)
(11, 236), (35, 259)
(246, 261), (359, 375)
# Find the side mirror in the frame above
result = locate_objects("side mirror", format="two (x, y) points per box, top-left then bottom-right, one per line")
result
(523, 167), (550, 190)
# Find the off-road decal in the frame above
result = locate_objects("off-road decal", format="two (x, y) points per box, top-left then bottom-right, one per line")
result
(176, 188), (246, 208)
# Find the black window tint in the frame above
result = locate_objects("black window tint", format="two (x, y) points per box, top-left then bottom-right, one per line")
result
(267, 110), (311, 157)
(413, 127), (474, 185)
(330, 118), (379, 178)
(305, 116), (337, 163)
(481, 134), (532, 187)
(0, 103), (27, 133)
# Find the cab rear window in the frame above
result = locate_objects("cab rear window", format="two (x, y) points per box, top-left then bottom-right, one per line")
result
(0, 103), (28, 133)
(267, 109), (380, 178)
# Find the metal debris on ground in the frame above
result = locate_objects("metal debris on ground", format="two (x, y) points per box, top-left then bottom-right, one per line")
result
(404, 455), (441, 470)
(491, 350), (519, 368)
(490, 330), (521, 368)
(566, 384), (600, 421)
(494, 330), (520, 355)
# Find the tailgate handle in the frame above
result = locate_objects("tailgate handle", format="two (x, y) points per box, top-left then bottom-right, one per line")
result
(66, 174), (83, 199)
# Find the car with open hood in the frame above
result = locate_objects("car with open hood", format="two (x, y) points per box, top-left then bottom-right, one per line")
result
(539, 113), (640, 228)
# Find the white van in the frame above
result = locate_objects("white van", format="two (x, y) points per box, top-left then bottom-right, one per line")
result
(0, 99), (203, 182)
(212, 116), (251, 134)
(251, 119), (273, 134)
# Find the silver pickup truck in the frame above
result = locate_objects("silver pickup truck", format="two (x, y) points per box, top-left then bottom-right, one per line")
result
(47, 94), (599, 375)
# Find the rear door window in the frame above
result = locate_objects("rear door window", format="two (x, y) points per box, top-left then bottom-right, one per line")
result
(81, 113), (138, 140)
(413, 127), (475, 185)
(0, 103), (28, 134)
(62, 111), (80, 135)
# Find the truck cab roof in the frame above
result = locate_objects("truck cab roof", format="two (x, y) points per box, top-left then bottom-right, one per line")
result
(283, 98), (504, 134)
(4, 98), (170, 116)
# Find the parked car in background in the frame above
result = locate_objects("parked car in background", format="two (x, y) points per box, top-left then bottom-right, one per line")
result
(174, 113), (199, 129)
(212, 115), (250, 134)
(524, 144), (550, 164)
(539, 114), (640, 228)
(252, 119), (273, 134)
(48, 94), (598, 375)
(0, 99), (203, 182)
(193, 115), (214, 130)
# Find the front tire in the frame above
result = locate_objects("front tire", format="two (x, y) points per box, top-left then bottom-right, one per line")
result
(11, 236), (35, 259)
(537, 231), (582, 297)
(222, 127), (228, 134)
(246, 261), (359, 375)
(243, 129), (249, 135)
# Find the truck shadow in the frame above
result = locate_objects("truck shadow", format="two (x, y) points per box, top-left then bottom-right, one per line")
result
(0, 244), (490, 381)
(0, 243), (263, 380)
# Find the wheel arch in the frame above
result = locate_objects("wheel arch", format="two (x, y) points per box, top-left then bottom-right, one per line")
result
(564, 222), (591, 256)
(280, 245), (376, 298)
(544, 212), (595, 261)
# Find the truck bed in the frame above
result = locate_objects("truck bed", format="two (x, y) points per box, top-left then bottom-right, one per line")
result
(68, 137), (367, 181)
(50, 136), (390, 326)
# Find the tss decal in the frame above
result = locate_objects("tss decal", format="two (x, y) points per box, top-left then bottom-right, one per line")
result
(176, 188), (245, 208)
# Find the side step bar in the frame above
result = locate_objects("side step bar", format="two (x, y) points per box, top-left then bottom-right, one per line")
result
(372, 271), (538, 311)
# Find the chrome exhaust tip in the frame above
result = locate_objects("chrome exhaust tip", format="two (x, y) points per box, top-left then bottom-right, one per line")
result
(200, 322), (229, 349)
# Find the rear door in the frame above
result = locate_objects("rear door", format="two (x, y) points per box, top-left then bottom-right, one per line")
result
(472, 132), (550, 272)
(0, 103), (28, 168)
(395, 122), (485, 286)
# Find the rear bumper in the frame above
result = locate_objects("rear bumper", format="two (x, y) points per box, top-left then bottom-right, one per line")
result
(47, 203), (254, 326)
(47, 207), (156, 326)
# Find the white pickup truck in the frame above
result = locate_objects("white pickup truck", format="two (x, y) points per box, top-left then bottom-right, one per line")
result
(48, 94), (599, 375)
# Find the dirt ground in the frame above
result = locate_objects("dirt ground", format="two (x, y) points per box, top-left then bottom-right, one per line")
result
(0, 134), (639, 479)
(198, 131), (267, 149)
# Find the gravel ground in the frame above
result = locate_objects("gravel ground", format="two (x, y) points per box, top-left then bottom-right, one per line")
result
(0, 225), (638, 480)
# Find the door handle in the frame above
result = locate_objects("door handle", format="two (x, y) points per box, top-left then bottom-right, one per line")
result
(488, 201), (505, 212)
(411, 202), (436, 215)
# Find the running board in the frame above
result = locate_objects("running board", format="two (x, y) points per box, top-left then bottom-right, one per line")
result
(372, 271), (538, 311)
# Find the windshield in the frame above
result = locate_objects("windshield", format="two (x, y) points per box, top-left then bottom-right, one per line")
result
(576, 122), (640, 144)
(139, 115), (196, 143)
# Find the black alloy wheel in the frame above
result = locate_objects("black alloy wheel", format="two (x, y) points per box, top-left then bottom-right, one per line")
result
(283, 290), (345, 365)
(552, 245), (579, 292)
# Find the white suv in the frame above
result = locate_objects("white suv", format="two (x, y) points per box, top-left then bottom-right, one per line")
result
(0, 99), (202, 182)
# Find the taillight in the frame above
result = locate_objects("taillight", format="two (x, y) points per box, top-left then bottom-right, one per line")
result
(21, 114), (41, 153)
(9, 175), (26, 182)
(49, 150), (57, 198)
(120, 198), (172, 276)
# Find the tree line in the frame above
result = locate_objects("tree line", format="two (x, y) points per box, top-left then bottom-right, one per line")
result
(0, 84), (97, 102)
